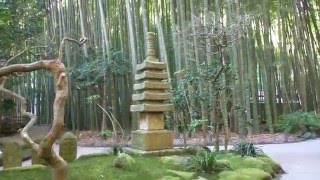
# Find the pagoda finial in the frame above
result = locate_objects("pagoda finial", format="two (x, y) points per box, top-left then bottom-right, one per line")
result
(146, 32), (156, 60)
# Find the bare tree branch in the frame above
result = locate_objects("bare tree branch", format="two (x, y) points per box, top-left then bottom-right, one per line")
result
(58, 37), (88, 60)
(0, 36), (87, 180)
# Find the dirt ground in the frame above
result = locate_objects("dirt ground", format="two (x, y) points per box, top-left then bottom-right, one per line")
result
(77, 129), (302, 147)
(0, 125), (302, 147)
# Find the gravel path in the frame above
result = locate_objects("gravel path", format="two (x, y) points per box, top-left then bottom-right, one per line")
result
(0, 145), (108, 170)
(259, 139), (320, 180)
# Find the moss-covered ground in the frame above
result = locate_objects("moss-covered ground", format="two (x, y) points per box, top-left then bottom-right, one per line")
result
(0, 152), (283, 180)
(0, 154), (195, 180)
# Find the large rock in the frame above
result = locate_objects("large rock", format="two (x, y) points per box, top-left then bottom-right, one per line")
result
(59, 132), (77, 162)
(3, 141), (23, 169)
(113, 153), (135, 168)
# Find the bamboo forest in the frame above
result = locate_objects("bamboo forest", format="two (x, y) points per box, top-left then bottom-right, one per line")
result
(0, 0), (319, 180)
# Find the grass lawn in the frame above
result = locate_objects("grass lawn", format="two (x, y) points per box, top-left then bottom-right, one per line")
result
(0, 151), (283, 180)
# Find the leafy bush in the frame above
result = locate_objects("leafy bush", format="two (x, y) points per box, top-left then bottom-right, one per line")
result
(232, 140), (264, 157)
(275, 111), (320, 137)
(99, 130), (113, 139)
(187, 149), (220, 174)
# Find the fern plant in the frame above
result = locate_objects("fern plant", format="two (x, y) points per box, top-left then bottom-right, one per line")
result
(232, 140), (264, 157)
(99, 130), (113, 139)
(188, 149), (219, 174)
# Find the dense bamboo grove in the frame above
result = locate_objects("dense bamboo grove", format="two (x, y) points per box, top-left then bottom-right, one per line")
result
(0, 0), (319, 139)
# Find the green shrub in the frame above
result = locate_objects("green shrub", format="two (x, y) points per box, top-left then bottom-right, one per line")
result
(99, 130), (113, 139)
(187, 149), (224, 174)
(275, 111), (320, 138)
(232, 140), (264, 157)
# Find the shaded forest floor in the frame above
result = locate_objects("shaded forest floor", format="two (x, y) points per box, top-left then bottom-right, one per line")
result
(77, 130), (303, 147)
(0, 125), (303, 147)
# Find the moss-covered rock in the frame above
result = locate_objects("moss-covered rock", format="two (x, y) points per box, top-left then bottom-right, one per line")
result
(236, 168), (272, 180)
(215, 159), (233, 172)
(242, 157), (275, 177)
(160, 155), (192, 169)
(3, 141), (22, 169)
(167, 169), (196, 179)
(258, 156), (284, 174)
(59, 132), (77, 162)
(185, 145), (211, 154)
(218, 171), (251, 180)
(113, 153), (135, 168)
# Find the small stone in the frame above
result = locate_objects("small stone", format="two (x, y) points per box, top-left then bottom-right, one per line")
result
(59, 132), (77, 162)
(113, 153), (135, 168)
(160, 155), (192, 169)
(3, 141), (23, 169)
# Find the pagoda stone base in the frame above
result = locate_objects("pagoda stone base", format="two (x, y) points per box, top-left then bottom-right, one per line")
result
(131, 130), (173, 151)
(140, 112), (164, 130)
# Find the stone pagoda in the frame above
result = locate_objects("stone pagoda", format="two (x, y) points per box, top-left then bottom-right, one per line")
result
(130, 32), (174, 151)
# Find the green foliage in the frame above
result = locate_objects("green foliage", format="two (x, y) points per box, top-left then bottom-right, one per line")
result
(1, 99), (16, 116)
(172, 84), (188, 111)
(71, 49), (130, 89)
(99, 130), (113, 139)
(0, 0), (45, 58)
(275, 111), (320, 139)
(172, 58), (236, 136)
(188, 118), (207, 132)
(188, 149), (221, 174)
(85, 95), (101, 103)
(232, 140), (264, 157)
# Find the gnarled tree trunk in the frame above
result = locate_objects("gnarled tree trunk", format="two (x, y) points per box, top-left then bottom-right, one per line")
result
(0, 38), (86, 180)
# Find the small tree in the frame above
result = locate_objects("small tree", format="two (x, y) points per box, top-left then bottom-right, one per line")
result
(0, 37), (86, 180)
(173, 10), (253, 150)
